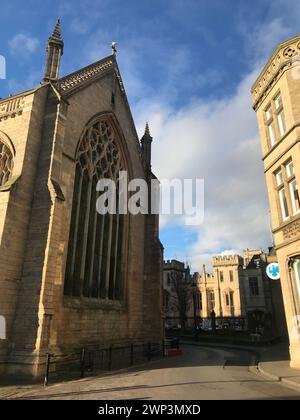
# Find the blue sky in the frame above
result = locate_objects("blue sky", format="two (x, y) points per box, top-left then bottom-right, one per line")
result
(1, 0), (299, 271)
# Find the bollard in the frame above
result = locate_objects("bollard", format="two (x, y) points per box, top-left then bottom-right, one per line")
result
(162, 340), (166, 357)
(108, 346), (112, 371)
(147, 342), (151, 362)
(44, 353), (51, 387)
(80, 348), (86, 379)
(130, 344), (134, 366)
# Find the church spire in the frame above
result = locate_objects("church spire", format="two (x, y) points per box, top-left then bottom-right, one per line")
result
(43, 19), (64, 83)
(145, 122), (151, 137)
(52, 19), (62, 39)
(141, 122), (153, 173)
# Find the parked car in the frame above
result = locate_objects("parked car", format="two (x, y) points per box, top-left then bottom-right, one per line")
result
(233, 323), (244, 332)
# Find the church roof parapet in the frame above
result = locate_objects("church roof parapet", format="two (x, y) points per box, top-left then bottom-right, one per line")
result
(55, 55), (122, 95)
(0, 88), (41, 122)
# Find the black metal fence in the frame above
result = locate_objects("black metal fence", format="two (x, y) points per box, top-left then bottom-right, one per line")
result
(44, 340), (173, 386)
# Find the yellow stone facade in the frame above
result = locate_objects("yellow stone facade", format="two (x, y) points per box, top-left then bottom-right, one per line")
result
(0, 22), (163, 377)
(252, 34), (300, 368)
(164, 250), (286, 335)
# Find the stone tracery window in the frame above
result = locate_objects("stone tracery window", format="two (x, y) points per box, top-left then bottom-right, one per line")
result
(64, 118), (125, 301)
(0, 139), (14, 187)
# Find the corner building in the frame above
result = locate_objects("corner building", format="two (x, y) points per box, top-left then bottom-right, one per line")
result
(252, 35), (300, 368)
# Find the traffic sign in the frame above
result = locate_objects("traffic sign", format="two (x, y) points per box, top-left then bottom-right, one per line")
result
(266, 263), (280, 280)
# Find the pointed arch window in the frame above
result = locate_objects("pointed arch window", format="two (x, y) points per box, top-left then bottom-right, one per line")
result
(64, 118), (126, 301)
(0, 137), (14, 187)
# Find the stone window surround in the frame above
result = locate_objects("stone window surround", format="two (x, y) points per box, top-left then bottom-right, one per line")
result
(63, 116), (128, 304)
(288, 255), (300, 326)
(273, 158), (300, 225)
(0, 132), (16, 192)
(263, 90), (287, 150)
(194, 291), (202, 311)
(223, 289), (234, 308)
(249, 277), (259, 297)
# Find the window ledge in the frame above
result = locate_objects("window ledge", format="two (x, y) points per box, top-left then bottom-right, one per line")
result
(263, 123), (300, 162)
(0, 175), (21, 192)
(63, 296), (125, 312)
(272, 212), (300, 234)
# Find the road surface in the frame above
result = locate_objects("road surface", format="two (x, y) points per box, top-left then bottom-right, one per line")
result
(2, 345), (300, 400)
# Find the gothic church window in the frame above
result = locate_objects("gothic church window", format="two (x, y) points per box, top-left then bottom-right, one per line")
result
(64, 118), (125, 301)
(0, 138), (14, 187)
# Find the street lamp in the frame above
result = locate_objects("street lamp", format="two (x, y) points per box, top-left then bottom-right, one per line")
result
(192, 281), (197, 329)
(216, 269), (223, 324)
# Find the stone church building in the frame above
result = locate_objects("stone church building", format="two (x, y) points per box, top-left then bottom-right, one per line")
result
(0, 21), (163, 377)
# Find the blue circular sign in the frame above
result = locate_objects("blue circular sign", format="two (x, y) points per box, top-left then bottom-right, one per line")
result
(266, 263), (280, 280)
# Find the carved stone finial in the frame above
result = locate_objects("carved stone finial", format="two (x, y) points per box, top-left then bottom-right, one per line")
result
(141, 122), (153, 172)
(111, 42), (118, 55)
(43, 19), (64, 83)
(52, 18), (62, 40)
(144, 122), (151, 138)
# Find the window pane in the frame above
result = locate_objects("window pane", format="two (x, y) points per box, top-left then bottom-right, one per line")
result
(274, 94), (283, 110)
(293, 259), (300, 307)
(275, 170), (283, 187)
(64, 166), (82, 296)
(268, 122), (276, 146)
(289, 180), (300, 215)
(0, 141), (14, 186)
(286, 160), (294, 178)
(266, 106), (272, 121)
(196, 293), (202, 310)
(249, 277), (259, 296)
(279, 188), (289, 220)
(72, 170), (89, 297)
(277, 110), (287, 136)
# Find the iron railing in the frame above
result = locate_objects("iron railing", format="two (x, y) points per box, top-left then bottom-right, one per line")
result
(44, 340), (175, 386)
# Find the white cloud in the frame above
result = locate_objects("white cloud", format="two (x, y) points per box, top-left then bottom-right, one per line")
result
(133, 67), (272, 272)
(56, 0), (298, 272)
(9, 33), (39, 56)
(130, 2), (300, 272)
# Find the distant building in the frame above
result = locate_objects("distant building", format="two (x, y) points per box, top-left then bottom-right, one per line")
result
(163, 249), (287, 336)
(252, 34), (300, 369)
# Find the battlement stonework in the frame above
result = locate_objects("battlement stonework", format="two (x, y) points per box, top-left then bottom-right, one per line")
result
(212, 255), (243, 267)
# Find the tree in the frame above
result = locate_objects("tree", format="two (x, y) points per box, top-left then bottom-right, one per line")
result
(168, 270), (194, 331)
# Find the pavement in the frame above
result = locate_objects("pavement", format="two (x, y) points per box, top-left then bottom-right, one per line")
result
(0, 343), (300, 400)
(182, 339), (300, 393)
(256, 342), (300, 392)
